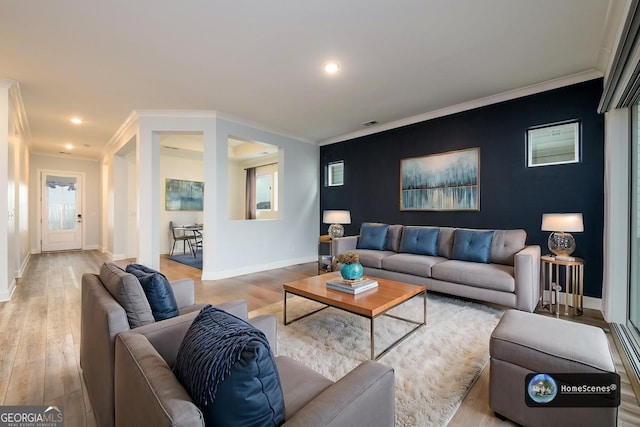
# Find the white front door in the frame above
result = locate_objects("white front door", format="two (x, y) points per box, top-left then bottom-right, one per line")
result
(41, 171), (83, 252)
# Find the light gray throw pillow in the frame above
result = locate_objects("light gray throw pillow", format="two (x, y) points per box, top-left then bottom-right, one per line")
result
(99, 262), (154, 328)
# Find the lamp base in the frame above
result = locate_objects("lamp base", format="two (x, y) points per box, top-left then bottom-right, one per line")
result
(328, 224), (344, 239)
(548, 232), (576, 258)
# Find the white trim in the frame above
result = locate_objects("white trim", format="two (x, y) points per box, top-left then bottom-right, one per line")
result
(105, 109), (315, 159)
(17, 252), (31, 279)
(320, 70), (603, 146)
(202, 255), (317, 280)
(0, 278), (16, 302)
(541, 290), (602, 312)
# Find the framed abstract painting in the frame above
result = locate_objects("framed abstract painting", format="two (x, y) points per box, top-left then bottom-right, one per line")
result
(400, 148), (480, 211)
(165, 179), (204, 211)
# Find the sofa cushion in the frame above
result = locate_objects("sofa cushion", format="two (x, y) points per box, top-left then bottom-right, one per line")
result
(451, 229), (495, 263)
(382, 253), (447, 278)
(489, 229), (527, 265)
(100, 262), (155, 328)
(357, 223), (390, 250)
(125, 264), (179, 321)
(399, 226), (440, 256)
(355, 249), (397, 269)
(387, 224), (404, 252)
(437, 227), (456, 259)
(173, 305), (284, 427)
(431, 260), (515, 293)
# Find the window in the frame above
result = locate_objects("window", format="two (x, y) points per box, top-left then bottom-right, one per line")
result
(256, 168), (278, 212)
(227, 136), (281, 220)
(327, 161), (344, 186)
(527, 121), (580, 167)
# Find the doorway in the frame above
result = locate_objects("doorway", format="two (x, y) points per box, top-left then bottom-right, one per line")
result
(40, 170), (84, 252)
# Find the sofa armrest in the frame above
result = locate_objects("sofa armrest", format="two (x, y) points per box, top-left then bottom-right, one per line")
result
(331, 236), (358, 256)
(514, 245), (541, 312)
(170, 278), (196, 308)
(115, 332), (204, 427)
(283, 361), (395, 427)
(134, 310), (200, 367)
(248, 314), (278, 354)
(215, 299), (249, 320)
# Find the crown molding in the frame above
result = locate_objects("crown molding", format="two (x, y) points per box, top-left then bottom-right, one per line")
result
(105, 109), (315, 157)
(4, 80), (32, 143)
(319, 69), (603, 146)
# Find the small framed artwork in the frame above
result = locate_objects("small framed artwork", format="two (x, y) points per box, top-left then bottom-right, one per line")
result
(400, 147), (480, 211)
(165, 179), (204, 211)
(527, 120), (580, 167)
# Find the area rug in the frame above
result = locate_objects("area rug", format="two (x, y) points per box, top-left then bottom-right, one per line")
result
(167, 251), (202, 269)
(250, 293), (504, 426)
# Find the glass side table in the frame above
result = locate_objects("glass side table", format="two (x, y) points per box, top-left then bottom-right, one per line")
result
(539, 255), (584, 316)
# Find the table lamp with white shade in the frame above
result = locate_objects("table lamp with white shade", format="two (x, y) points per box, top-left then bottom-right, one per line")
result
(323, 210), (351, 239)
(541, 213), (584, 261)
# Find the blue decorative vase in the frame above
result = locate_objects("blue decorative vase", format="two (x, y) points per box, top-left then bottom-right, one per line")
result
(340, 262), (364, 280)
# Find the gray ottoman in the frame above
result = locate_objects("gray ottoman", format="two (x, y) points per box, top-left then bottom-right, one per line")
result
(489, 310), (617, 427)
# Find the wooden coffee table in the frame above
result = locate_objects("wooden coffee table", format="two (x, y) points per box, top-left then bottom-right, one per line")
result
(283, 272), (426, 360)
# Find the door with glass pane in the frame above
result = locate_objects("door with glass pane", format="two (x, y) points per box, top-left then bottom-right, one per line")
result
(41, 171), (83, 251)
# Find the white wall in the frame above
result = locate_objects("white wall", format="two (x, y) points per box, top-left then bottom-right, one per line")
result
(160, 147), (204, 254)
(0, 80), (30, 301)
(29, 154), (100, 253)
(205, 116), (318, 279)
(100, 111), (318, 276)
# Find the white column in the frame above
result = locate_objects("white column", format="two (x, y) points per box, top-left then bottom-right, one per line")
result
(136, 124), (160, 268)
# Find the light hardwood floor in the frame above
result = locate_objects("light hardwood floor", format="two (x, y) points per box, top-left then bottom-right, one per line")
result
(1, 250), (639, 426)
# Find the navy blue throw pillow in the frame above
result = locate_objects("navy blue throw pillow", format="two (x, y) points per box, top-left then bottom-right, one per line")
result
(356, 223), (390, 250)
(173, 305), (284, 427)
(125, 264), (179, 321)
(451, 230), (495, 263)
(399, 226), (440, 256)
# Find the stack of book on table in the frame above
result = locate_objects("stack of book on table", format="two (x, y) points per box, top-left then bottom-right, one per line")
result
(325, 277), (379, 294)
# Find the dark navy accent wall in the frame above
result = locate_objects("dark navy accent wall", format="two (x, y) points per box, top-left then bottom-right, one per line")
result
(320, 78), (605, 298)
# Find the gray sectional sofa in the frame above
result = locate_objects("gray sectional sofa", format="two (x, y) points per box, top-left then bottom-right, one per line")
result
(332, 223), (541, 312)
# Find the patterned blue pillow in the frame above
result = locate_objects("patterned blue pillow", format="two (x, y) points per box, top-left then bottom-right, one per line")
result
(173, 306), (284, 427)
(399, 226), (440, 256)
(451, 230), (495, 263)
(356, 223), (390, 250)
(125, 264), (179, 321)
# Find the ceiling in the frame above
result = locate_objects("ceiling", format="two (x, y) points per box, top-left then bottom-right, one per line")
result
(0, 0), (624, 160)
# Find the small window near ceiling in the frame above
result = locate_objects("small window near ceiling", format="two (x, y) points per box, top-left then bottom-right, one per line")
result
(527, 121), (580, 167)
(327, 161), (344, 186)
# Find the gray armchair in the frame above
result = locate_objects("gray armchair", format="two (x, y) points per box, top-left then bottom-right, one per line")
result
(114, 315), (395, 426)
(80, 262), (276, 427)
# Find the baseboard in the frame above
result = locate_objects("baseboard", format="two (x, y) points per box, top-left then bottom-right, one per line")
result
(541, 290), (602, 311)
(0, 278), (16, 302)
(17, 252), (31, 278)
(84, 244), (99, 250)
(202, 256), (317, 280)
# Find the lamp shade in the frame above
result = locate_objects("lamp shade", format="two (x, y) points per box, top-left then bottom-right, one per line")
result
(541, 213), (584, 232)
(323, 210), (351, 225)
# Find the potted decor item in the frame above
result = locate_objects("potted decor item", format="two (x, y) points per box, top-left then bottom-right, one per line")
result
(337, 252), (364, 280)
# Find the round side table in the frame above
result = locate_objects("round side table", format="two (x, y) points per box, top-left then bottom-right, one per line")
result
(539, 255), (584, 316)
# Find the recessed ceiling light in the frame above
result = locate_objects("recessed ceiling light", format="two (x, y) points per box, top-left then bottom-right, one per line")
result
(323, 61), (340, 74)
(70, 117), (82, 124)
(64, 143), (73, 150)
